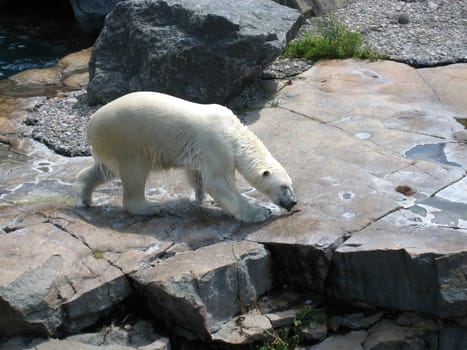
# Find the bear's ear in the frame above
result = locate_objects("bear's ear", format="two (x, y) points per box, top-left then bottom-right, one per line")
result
(262, 170), (270, 178)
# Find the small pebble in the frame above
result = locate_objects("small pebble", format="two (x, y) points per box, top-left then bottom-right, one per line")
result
(398, 13), (410, 25)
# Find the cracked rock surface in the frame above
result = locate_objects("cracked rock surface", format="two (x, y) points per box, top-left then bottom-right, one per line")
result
(1, 59), (466, 347)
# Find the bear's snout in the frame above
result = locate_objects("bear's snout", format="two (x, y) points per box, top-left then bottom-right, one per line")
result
(280, 198), (297, 211)
(278, 186), (297, 211)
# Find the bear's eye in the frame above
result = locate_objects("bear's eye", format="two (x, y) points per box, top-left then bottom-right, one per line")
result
(262, 170), (270, 177)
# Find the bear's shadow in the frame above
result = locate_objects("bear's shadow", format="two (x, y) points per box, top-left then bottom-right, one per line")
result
(73, 196), (285, 250)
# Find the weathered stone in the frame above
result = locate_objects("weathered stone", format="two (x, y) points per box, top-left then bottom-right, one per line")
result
(69, 0), (124, 33)
(418, 64), (467, 115)
(10, 67), (63, 86)
(436, 326), (467, 350)
(398, 13), (410, 24)
(0, 301), (171, 350)
(327, 210), (467, 318)
(274, 0), (358, 16)
(9, 48), (91, 89)
(211, 310), (273, 344)
(363, 319), (425, 350)
(265, 307), (303, 328)
(0, 222), (131, 337)
(302, 322), (327, 342)
(28, 339), (134, 350)
(67, 320), (171, 349)
(395, 313), (438, 331)
(87, 0), (303, 105)
(328, 312), (384, 331)
(305, 330), (367, 350)
(60, 48), (92, 87)
(131, 241), (271, 340)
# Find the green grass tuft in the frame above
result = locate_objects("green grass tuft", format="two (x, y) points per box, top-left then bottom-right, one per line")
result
(283, 17), (387, 61)
(92, 249), (105, 259)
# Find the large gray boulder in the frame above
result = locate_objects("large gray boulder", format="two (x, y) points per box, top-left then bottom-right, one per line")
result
(87, 0), (304, 105)
(69, 0), (124, 33)
(131, 241), (271, 340)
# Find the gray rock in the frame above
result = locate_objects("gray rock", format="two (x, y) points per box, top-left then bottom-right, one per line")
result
(328, 312), (384, 331)
(302, 322), (327, 342)
(87, 0), (304, 105)
(261, 57), (313, 79)
(327, 211), (467, 318)
(273, 0), (358, 16)
(363, 319), (425, 350)
(395, 313), (437, 330)
(264, 307), (304, 328)
(304, 330), (367, 350)
(0, 222), (132, 337)
(131, 241), (271, 340)
(69, 0), (124, 33)
(437, 326), (467, 350)
(398, 13), (410, 24)
(67, 320), (170, 349)
(27, 339), (135, 350)
(211, 310), (273, 344)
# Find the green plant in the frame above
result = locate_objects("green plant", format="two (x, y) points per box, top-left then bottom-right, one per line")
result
(258, 306), (326, 350)
(92, 249), (105, 259)
(283, 17), (386, 61)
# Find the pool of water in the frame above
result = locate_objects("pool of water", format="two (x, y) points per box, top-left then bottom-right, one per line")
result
(404, 143), (461, 167)
(0, 4), (95, 79)
(0, 30), (64, 79)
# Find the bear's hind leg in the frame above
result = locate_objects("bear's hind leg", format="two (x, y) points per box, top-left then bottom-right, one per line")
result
(185, 169), (205, 204)
(77, 162), (114, 207)
(119, 162), (160, 216)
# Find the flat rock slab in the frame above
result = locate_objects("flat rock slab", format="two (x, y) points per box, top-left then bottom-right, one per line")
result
(1, 60), (466, 340)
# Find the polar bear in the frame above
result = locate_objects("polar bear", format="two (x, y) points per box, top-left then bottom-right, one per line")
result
(78, 91), (296, 222)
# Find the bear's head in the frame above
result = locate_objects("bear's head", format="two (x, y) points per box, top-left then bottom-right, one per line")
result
(258, 167), (296, 212)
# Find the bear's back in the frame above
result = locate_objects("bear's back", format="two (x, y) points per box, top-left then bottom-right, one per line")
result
(89, 91), (239, 133)
(87, 91), (242, 168)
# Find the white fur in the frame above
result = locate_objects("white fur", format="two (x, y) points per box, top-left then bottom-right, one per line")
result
(78, 91), (296, 222)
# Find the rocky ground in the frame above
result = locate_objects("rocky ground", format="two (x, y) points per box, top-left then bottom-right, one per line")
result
(1, 58), (466, 350)
(0, 1), (466, 350)
(314, 0), (467, 67)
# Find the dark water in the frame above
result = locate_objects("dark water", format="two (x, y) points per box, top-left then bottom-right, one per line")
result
(0, 1), (95, 79)
(0, 30), (64, 79)
(405, 143), (462, 167)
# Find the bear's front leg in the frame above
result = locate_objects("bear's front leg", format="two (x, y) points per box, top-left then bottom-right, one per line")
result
(203, 167), (271, 223)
